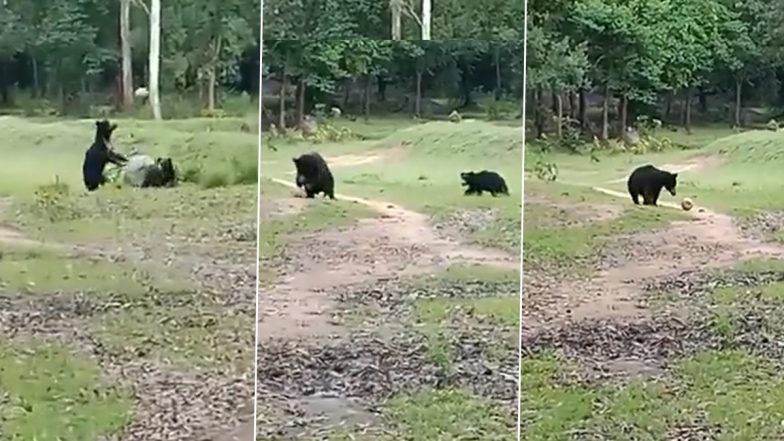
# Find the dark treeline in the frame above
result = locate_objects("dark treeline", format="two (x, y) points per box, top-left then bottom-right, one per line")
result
(261, 0), (524, 129)
(261, 40), (525, 130)
(527, 0), (784, 141)
(0, 0), (260, 116)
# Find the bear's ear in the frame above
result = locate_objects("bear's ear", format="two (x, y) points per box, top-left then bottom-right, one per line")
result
(95, 120), (101, 127)
(292, 157), (298, 163)
(673, 173), (678, 178)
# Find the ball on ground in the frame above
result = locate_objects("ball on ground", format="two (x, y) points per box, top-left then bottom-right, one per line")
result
(681, 197), (694, 211)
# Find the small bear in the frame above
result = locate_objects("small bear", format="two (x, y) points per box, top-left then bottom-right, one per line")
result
(626, 164), (678, 206)
(292, 152), (335, 199)
(460, 170), (509, 197)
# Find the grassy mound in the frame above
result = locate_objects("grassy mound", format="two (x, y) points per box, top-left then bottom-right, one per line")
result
(0, 116), (257, 194)
(385, 120), (522, 159)
(705, 129), (784, 163)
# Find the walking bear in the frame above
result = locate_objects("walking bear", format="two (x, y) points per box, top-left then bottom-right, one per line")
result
(82, 119), (128, 191)
(292, 152), (335, 199)
(626, 164), (678, 206)
(460, 170), (509, 196)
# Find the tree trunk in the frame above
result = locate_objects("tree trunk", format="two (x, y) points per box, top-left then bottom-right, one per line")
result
(568, 92), (576, 119)
(601, 84), (610, 141)
(534, 87), (544, 138)
(363, 74), (371, 120)
(296, 78), (305, 125)
(421, 0), (431, 40)
(31, 56), (39, 98)
(735, 79), (742, 127)
(120, 0), (133, 110)
(494, 45), (501, 101)
(378, 75), (387, 102)
(391, 1), (401, 40)
(665, 91), (673, 120)
(343, 79), (350, 108)
(683, 88), (692, 134)
(555, 93), (563, 139)
(149, 0), (162, 120)
(278, 72), (287, 130)
(415, 69), (422, 117)
(698, 86), (707, 113)
(207, 35), (222, 111)
(579, 88), (587, 129)
(619, 93), (628, 137)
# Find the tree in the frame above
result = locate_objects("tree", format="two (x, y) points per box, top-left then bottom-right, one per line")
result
(149, 0), (161, 119)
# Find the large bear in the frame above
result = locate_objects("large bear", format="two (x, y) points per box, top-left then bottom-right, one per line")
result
(460, 170), (509, 196)
(292, 152), (335, 199)
(82, 119), (128, 191)
(626, 164), (678, 206)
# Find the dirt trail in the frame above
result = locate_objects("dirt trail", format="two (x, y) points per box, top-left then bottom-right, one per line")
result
(528, 157), (784, 328)
(260, 154), (519, 341)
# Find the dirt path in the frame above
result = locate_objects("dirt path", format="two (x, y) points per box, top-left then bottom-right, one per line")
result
(261, 173), (519, 341)
(526, 157), (784, 329)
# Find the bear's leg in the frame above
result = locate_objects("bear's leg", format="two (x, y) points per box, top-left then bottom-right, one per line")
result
(651, 187), (663, 206)
(630, 190), (640, 205)
(641, 188), (654, 205)
(305, 189), (315, 198)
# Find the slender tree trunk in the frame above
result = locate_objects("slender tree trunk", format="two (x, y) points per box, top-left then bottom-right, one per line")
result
(391, 0), (401, 40)
(619, 93), (628, 137)
(735, 79), (742, 127)
(568, 92), (576, 119)
(149, 0), (162, 120)
(31, 56), (39, 98)
(278, 72), (287, 131)
(421, 0), (431, 40)
(494, 45), (501, 101)
(415, 69), (422, 117)
(601, 85), (610, 141)
(683, 87), (692, 134)
(579, 88), (587, 129)
(555, 93), (563, 139)
(698, 86), (707, 113)
(207, 35), (222, 111)
(363, 74), (371, 120)
(378, 76), (387, 102)
(665, 91), (673, 120)
(343, 79), (350, 108)
(296, 78), (305, 125)
(120, 0), (133, 110)
(534, 87), (544, 138)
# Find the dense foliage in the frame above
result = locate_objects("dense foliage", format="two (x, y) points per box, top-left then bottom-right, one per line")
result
(527, 0), (784, 140)
(0, 0), (260, 116)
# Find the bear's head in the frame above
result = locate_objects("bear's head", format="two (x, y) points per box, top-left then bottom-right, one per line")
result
(664, 172), (678, 196)
(95, 119), (118, 144)
(460, 171), (475, 185)
(157, 157), (177, 186)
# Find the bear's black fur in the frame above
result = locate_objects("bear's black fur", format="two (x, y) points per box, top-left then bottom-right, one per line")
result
(460, 170), (509, 197)
(82, 119), (127, 191)
(627, 164), (678, 206)
(293, 152), (335, 199)
(143, 158), (177, 188)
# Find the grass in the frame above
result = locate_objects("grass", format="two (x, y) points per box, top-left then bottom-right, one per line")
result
(0, 247), (192, 296)
(524, 125), (784, 440)
(0, 115), (256, 435)
(261, 118), (522, 253)
(0, 340), (131, 441)
(523, 349), (784, 441)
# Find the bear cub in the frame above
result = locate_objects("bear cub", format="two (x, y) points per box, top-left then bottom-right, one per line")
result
(626, 164), (677, 206)
(82, 119), (128, 191)
(460, 170), (509, 197)
(292, 152), (335, 199)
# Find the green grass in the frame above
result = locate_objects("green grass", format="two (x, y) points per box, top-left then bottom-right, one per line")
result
(0, 247), (192, 296)
(0, 116), (256, 196)
(0, 340), (131, 441)
(262, 119), (522, 253)
(94, 295), (252, 372)
(523, 349), (784, 441)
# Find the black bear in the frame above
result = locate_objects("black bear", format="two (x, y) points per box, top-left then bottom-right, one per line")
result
(292, 152), (335, 199)
(82, 119), (128, 191)
(626, 164), (678, 206)
(460, 170), (509, 196)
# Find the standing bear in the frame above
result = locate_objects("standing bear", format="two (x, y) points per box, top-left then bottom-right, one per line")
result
(82, 119), (128, 191)
(292, 152), (335, 199)
(626, 164), (678, 206)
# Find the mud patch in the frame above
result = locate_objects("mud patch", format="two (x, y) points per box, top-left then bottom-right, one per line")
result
(260, 197), (307, 221)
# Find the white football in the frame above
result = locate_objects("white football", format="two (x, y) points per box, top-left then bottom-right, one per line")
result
(134, 87), (149, 98)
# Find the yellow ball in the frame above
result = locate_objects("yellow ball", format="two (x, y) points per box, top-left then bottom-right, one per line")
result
(681, 197), (694, 211)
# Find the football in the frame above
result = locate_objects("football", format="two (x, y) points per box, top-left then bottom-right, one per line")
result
(681, 197), (694, 211)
